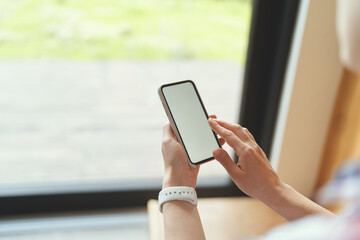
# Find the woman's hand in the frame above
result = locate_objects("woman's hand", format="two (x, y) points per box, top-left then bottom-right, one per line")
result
(161, 123), (199, 189)
(208, 117), (335, 221)
(208, 118), (282, 202)
(161, 115), (225, 189)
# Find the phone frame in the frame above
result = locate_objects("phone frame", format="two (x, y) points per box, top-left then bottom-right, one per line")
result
(158, 80), (222, 167)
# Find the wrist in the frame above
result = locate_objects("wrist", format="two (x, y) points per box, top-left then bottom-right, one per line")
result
(162, 200), (197, 213)
(162, 167), (196, 189)
(158, 186), (198, 213)
(265, 182), (300, 217)
(257, 179), (288, 208)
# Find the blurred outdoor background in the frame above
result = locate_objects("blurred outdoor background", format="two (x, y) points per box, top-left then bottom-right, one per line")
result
(0, 0), (252, 186)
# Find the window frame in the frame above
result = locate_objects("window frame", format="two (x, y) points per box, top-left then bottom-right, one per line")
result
(0, 0), (299, 217)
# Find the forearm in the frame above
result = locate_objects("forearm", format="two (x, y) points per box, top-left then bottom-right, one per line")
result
(261, 182), (335, 221)
(163, 201), (206, 240)
(162, 170), (205, 240)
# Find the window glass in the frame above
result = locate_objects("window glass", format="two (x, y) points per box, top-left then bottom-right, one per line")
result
(0, 0), (252, 186)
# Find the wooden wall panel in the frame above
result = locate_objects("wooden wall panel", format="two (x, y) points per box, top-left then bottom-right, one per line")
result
(316, 68), (360, 189)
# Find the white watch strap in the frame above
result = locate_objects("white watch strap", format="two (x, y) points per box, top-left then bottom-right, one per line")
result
(158, 186), (197, 213)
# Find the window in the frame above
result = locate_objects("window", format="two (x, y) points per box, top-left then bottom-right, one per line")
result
(0, 0), (300, 215)
(0, 0), (251, 185)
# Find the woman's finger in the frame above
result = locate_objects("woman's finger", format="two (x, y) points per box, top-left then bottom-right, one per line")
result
(208, 118), (245, 154)
(243, 127), (256, 142)
(214, 119), (252, 143)
(213, 148), (243, 180)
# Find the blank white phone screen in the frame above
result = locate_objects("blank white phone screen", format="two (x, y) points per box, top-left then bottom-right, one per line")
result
(162, 81), (219, 164)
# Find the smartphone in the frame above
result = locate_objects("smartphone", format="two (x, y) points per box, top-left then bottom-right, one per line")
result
(158, 80), (221, 167)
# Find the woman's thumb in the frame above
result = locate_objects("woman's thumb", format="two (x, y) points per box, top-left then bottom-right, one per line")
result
(213, 148), (239, 178)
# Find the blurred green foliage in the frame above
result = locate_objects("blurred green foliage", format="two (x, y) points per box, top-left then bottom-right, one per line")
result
(0, 0), (251, 64)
